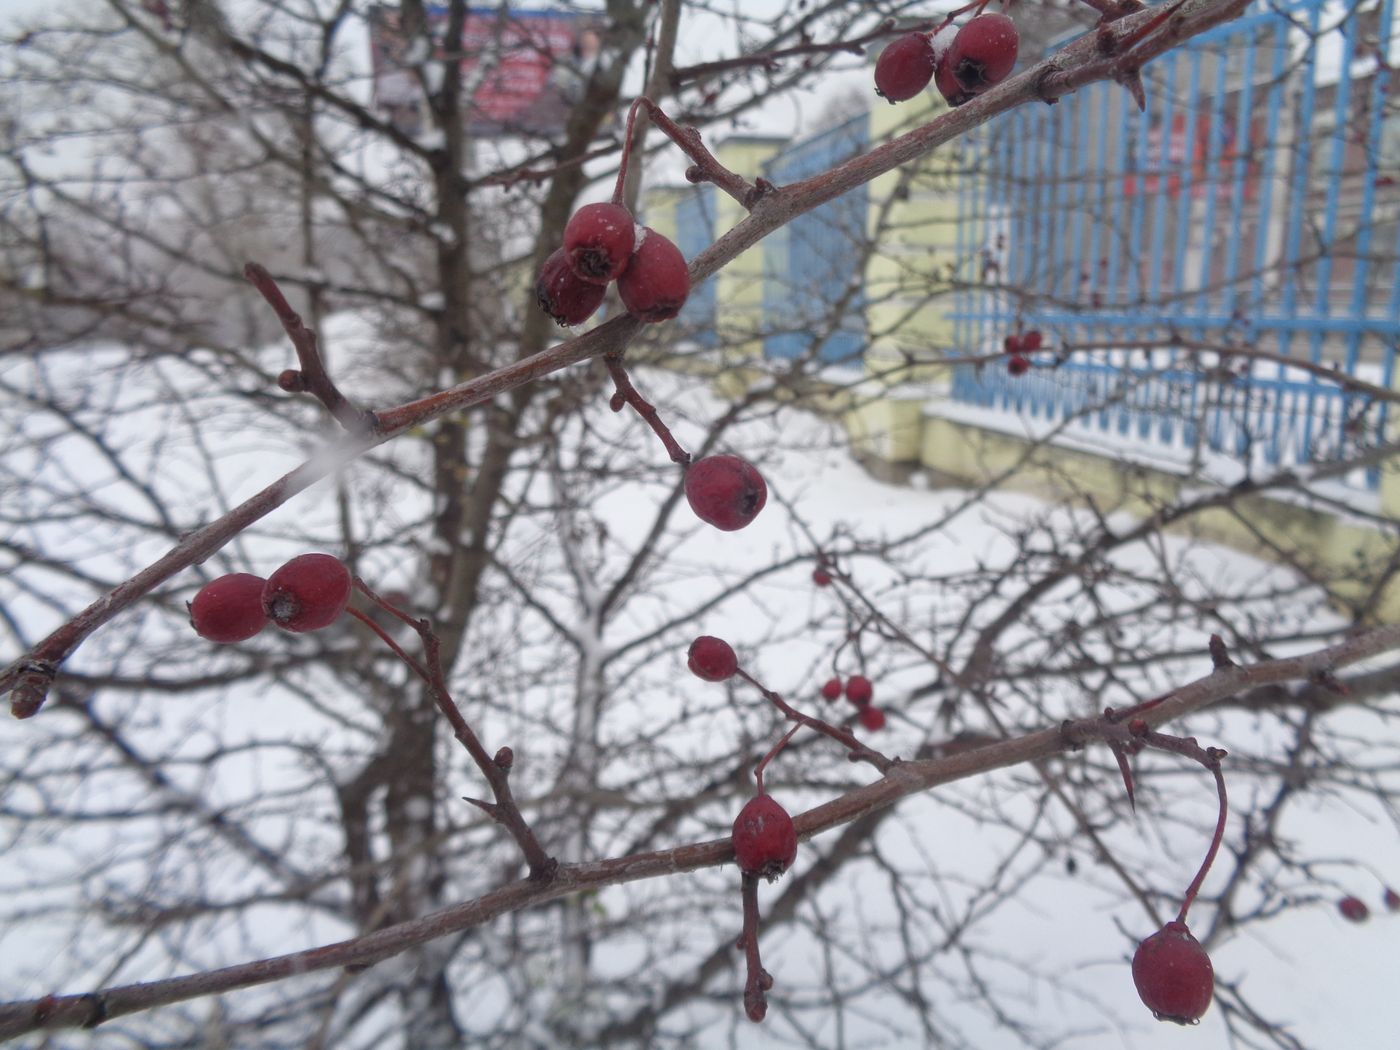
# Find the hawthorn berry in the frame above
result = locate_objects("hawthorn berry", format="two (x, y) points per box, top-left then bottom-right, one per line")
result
(1003, 334), (1022, 355)
(563, 201), (636, 285)
(874, 32), (936, 103)
(732, 793), (798, 881)
(820, 677), (843, 701)
(1385, 887), (1400, 912)
(858, 706), (886, 731)
(688, 635), (738, 682)
(189, 573), (268, 644)
(945, 13), (1019, 95)
(685, 455), (767, 531)
(1020, 328), (1043, 352)
(1007, 354), (1031, 376)
(537, 248), (608, 327)
(617, 228), (690, 322)
(1131, 921), (1214, 1025)
(812, 568), (833, 587)
(262, 553), (352, 633)
(845, 675), (873, 706)
(1339, 896), (1370, 922)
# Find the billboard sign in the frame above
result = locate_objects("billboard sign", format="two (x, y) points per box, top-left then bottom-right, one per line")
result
(369, 5), (602, 138)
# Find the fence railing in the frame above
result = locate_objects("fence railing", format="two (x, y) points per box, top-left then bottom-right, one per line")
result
(951, 0), (1399, 493)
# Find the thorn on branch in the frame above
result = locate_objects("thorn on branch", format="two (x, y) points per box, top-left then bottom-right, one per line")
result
(1208, 634), (1235, 671)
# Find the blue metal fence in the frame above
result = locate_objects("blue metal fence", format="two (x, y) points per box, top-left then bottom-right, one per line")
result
(951, 0), (1399, 493)
(674, 184), (718, 347)
(762, 114), (870, 363)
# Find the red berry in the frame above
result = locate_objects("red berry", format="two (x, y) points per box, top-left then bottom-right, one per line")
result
(1003, 333), (1022, 355)
(1020, 329), (1043, 352)
(562, 202), (635, 285)
(684, 455), (767, 531)
(1384, 887), (1400, 911)
(1132, 921), (1214, 1025)
(1007, 354), (1030, 376)
(820, 677), (842, 701)
(617, 228), (690, 322)
(858, 706), (886, 731)
(262, 553), (352, 633)
(845, 675), (873, 706)
(946, 14), (1019, 95)
(189, 573), (268, 644)
(1339, 896), (1370, 922)
(688, 635), (738, 681)
(537, 248), (607, 327)
(812, 568), (832, 587)
(874, 32), (936, 103)
(731, 794), (798, 881)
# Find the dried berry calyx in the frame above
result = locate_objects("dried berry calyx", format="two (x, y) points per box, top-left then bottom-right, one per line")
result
(685, 455), (767, 531)
(563, 202), (636, 285)
(1132, 921), (1214, 1025)
(189, 573), (268, 644)
(262, 553), (352, 633)
(732, 793), (798, 881)
(688, 635), (738, 682)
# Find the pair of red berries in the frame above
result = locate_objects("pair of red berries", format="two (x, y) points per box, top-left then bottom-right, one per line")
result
(820, 675), (885, 730)
(537, 202), (691, 327)
(874, 14), (1019, 107)
(189, 553), (352, 643)
(1004, 329), (1042, 376)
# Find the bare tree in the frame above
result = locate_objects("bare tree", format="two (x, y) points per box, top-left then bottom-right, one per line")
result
(2, 1), (1399, 1048)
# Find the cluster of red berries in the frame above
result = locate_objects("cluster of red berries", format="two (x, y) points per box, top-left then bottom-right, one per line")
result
(685, 454), (767, 531)
(188, 553), (351, 643)
(820, 674), (885, 731)
(537, 201), (690, 327)
(1004, 328), (1042, 376)
(874, 13), (1019, 107)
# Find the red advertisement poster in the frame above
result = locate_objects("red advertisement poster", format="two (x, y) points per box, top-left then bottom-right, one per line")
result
(369, 5), (603, 138)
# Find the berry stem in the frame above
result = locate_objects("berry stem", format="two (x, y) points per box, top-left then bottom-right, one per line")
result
(738, 873), (773, 1022)
(244, 263), (377, 434)
(735, 669), (894, 773)
(603, 353), (692, 464)
(753, 723), (803, 796)
(612, 97), (766, 210)
(352, 579), (558, 881)
(1177, 757), (1228, 924)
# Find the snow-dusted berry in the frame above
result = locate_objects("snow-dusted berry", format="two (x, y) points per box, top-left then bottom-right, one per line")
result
(563, 202), (636, 285)
(617, 228), (690, 323)
(946, 14), (1019, 94)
